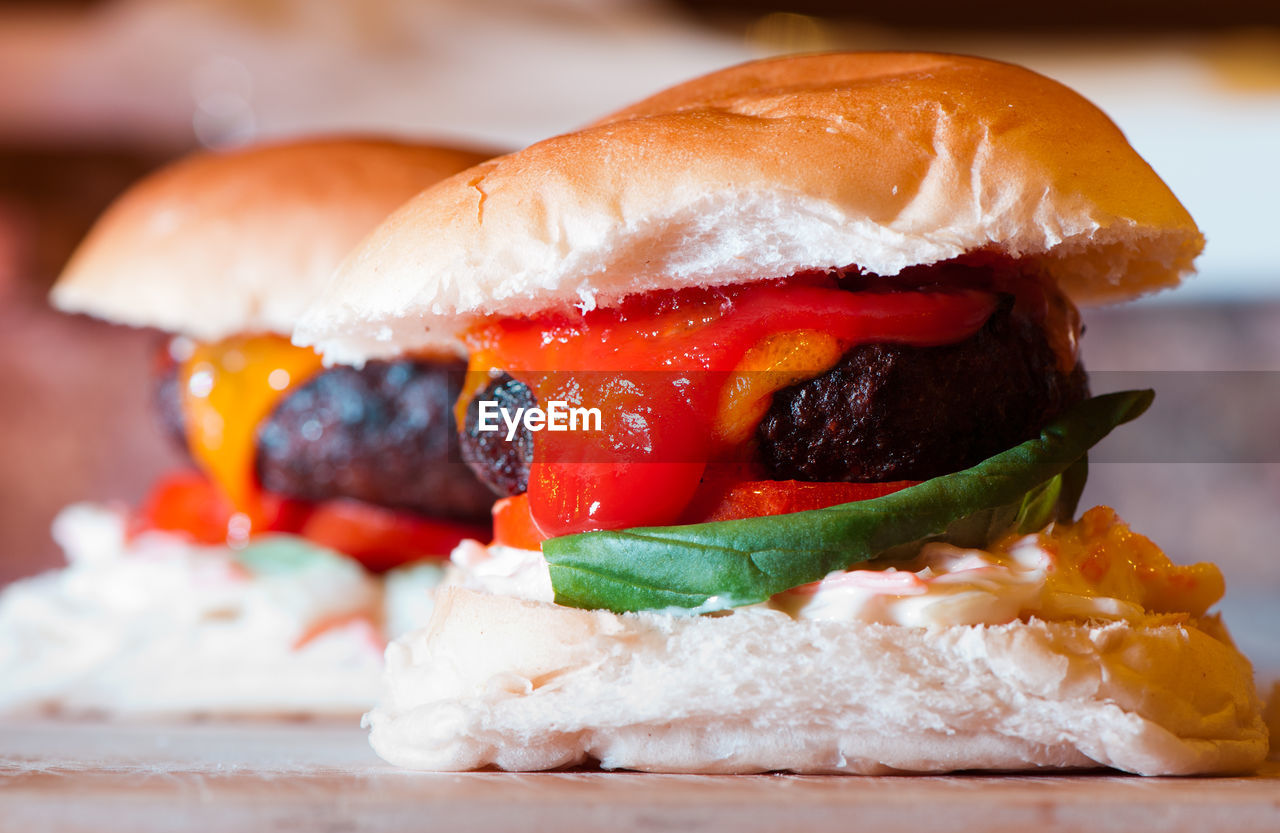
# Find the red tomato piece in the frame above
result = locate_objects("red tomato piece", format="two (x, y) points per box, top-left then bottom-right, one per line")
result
(299, 499), (490, 573)
(528, 460), (708, 539)
(253, 492), (315, 535)
(501, 477), (917, 549)
(132, 472), (481, 571)
(492, 495), (544, 551)
(131, 470), (236, 544)
(680, 478), (918, 523)
(131, 470), (314, 544)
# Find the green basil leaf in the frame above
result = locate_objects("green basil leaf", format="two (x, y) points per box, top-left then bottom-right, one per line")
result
(543, 390), (1153, 613)
(1058, 454), (1089, 521)
(1015, 472), (1063, 534)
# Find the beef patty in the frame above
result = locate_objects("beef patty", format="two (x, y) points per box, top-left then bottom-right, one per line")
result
(757, 297), (1087, 482)
(156, 357), (495, 523)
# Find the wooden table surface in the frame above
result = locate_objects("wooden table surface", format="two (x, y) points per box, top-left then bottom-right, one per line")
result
(1, 719), (1277, 833)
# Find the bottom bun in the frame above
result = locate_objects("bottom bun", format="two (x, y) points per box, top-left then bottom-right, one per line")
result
(367, 587), (1268, 775)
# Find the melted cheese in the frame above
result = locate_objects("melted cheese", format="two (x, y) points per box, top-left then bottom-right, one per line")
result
(714, 329), (844, 445)
(178, 335), (324, 522)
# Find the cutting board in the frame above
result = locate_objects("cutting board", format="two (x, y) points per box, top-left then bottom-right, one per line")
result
(2, 719), (1277, 833)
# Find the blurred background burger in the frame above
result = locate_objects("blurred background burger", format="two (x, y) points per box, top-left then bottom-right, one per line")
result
(0, 136), (503, 715)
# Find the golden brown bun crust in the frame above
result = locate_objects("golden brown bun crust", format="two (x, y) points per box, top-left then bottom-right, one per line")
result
(51, 137), (492, 341)
(295, 53), (1203, 365)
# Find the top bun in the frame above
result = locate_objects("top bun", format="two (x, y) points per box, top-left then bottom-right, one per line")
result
(294, 53), (1203, 366)
(51, 137), (491, 342)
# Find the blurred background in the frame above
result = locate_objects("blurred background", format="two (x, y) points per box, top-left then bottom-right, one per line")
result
(1, 0), (1278, 673)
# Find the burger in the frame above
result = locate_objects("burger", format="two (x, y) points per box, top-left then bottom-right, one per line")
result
(0, 137), (496, 715)
(295, 55), (1268, 772)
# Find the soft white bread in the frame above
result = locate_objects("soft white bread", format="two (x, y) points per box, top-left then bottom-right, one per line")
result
(51, 137), (490, 341)
(296, 53), (1203, 365)
(367, 587), (1267, 775)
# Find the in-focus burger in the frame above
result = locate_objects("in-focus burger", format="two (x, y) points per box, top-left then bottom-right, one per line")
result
(297, 55), (1268, 772)
(0, 137), (494, 716)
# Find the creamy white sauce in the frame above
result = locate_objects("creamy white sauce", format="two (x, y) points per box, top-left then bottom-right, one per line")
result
(449, 539), (554, 603)
(773, 534), (1180, 626)
(0, 503), (388, 715)
(448, 529), (1197, 628)
(775, 540), (1038, 626)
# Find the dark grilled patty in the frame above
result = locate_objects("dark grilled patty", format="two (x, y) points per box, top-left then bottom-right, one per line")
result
(459, 373), (536, 497)
(455, 297), (1086, 492)
(757, 298), (1087, 482)
(155, 358), (495, 523)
